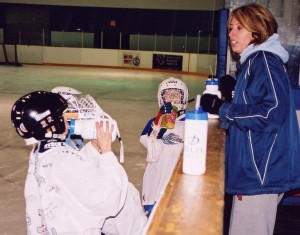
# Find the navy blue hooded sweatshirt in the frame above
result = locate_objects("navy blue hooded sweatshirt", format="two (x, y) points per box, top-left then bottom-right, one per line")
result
(219, 34), (300, 195)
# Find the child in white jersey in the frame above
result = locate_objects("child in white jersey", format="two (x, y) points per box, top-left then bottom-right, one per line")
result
(11, 91), (147, 235)
(140, 77), (189, 216)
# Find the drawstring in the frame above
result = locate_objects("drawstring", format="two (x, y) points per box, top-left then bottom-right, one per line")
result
(119, 138), (124, 163)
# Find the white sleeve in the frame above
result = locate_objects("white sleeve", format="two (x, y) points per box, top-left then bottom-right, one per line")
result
(140, 135), (163, 163)
(102, 183), (147, 235)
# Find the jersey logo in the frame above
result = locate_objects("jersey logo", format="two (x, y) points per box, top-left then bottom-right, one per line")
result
(162, 133), (183, 145)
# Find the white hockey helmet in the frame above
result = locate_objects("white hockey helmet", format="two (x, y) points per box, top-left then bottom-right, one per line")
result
(157, 77), (189, 110)
(51, 86), (83, 115)
(51, 86), (82, 99)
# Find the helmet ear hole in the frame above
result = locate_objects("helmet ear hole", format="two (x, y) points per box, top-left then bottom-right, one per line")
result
(11, 91), (68, 141)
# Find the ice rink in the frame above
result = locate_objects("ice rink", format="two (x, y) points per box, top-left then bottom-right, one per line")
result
(0, 64), (206, 234)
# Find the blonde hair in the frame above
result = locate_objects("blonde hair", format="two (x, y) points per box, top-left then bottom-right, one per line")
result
(228, 3), (278, 45)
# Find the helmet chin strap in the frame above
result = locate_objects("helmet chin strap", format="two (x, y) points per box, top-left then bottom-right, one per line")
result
(177, 109), (186, 118)
(36, 138), (66, 153)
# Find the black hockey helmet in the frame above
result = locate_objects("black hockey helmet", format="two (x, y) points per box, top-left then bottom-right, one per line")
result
(11, 91), (68, 141)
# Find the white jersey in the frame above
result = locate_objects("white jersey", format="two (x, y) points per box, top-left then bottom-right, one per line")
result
(140, 119), (185, 205)
(25, 142), (147, 235)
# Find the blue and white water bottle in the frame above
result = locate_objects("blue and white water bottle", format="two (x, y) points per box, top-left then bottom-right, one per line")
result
(183, 95), (208, 175)
(203, 78), (221, 119)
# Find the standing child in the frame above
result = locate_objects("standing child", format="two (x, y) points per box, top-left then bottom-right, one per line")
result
(11, 91), (147, 235)
(140, 77), (189, 216)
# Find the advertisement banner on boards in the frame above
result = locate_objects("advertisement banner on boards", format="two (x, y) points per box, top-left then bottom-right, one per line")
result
(123, 53), (140, 67)
(152, 54), (182, 71)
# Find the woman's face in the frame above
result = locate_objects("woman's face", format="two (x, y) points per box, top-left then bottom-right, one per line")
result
(228, 17), (254, 54)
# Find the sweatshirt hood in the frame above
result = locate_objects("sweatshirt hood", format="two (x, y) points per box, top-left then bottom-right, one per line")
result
(240, 34), (289, 64)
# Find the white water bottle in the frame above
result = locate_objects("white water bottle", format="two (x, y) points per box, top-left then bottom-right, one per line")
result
(183, 95), (208, 175)
(69, 119), (117, 141)
(203, 78), (221, 119)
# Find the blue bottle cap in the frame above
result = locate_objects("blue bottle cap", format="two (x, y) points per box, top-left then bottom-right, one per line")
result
(206, 78), (219, 85)
(185, 106), (208, 120)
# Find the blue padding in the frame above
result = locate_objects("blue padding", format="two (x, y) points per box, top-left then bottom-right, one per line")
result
(216, 8), (229, 79)
(281, 196), (300, 206)
(292, 88), (300, 109)
(143, 204), (155, 217)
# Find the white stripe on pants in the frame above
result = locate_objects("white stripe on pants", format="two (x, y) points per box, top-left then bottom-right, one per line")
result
(229, 193), (283, 235)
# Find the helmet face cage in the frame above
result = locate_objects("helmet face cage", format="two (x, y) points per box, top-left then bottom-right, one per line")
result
(161, 88), (184, 109)
(158, 77), (189, 110)
(63, 94), (106, 121)
(64, 94), (120, 137)
(52, 87), (122, 142)
(11, 91), (68, 141)
(51, 86), (105, 120)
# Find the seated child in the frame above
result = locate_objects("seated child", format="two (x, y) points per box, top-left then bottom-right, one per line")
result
(140, 77), (189, 216)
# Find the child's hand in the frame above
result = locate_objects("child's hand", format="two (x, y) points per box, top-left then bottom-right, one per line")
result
(154, 102), (173, 126)
(150, 124), (167, 139)
(92, 121), (113, 153)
